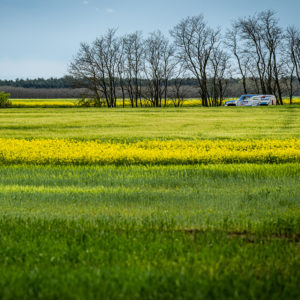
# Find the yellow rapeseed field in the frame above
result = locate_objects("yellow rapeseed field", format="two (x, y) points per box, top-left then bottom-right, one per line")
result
(10, 97), (300, 107)
(11, 100), (76, 107)
(0, 138), (299, 165)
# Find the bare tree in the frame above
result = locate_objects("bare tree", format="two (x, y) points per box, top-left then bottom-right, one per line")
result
(171, 15), (220, 106)
(162, 41), (177, 107)
(69, 29), (121, 107)
(94, 29), (120, 107)
(69, 43), (103, 106)
(209, 48), (231, 106)
(236, 10), (283, 104)
(143, 31), (175, 107)
(260, 10), (283, 103)
(225, 23), (250, 94)
(281, 64), (295, 104)
(287, 26), (300, 86)
(123, 32), (144, 107)
(237, 14), (268, 95)
(247, 59), (261, 94)
(116, 38), (126, 107)
(169, 62), (187, 107)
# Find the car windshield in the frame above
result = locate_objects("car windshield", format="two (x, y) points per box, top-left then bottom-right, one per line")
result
(253, 96), (271, 101)
(241, 96), (251, 101)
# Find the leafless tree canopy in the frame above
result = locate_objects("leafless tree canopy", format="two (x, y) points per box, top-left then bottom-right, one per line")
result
(122, 32), (144, 107)
(170, 15), (222, 106)
(143, 31), (176, 107)
(68, 11), (300, 107)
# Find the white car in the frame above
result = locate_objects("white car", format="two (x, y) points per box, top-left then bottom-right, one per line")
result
(225, 95), (277, 106)
(241, 95), (277, 106)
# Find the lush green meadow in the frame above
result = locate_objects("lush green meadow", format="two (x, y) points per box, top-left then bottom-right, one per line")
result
(1, 105), (300, 140)
(0, 105), (299, 299)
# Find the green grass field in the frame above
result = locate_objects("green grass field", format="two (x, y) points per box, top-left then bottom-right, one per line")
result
(0, 105), (299, 299)
(1, 105), (299, 140)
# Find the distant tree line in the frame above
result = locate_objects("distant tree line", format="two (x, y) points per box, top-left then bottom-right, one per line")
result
(0, 76), (206, 89)
(2, 79), (299, 100)
(0, 76), (76, 89)
(68, 10), (300, 107)
(0, 87), (87, 99)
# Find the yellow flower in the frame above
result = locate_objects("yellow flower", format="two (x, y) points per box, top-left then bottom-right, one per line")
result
(0, 138), (299, 165)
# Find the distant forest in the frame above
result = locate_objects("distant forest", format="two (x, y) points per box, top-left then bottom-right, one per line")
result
(0, 76), (202, 98)
(0, 76), (75, 89)
(0, 76), (200, 98)
(1, 76), (300, 99)
(0, 76), (202, 89)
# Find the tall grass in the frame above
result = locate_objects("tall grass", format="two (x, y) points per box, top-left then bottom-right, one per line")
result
(0, 106), (299, 140)
(0, 164), (299, 299)
(0, 164), (299, 233)
(0, 218), (299, 300)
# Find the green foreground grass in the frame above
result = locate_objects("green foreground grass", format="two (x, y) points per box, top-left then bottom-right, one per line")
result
(0, 164), (299, 299)
(0, 105), (299, 140)
(0, 106), (299, 299)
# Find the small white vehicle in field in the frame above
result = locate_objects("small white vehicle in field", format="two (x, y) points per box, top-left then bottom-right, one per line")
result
(225, 95), (277, 106)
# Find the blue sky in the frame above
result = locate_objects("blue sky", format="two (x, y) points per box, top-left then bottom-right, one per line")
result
(1, 0), (300, 79)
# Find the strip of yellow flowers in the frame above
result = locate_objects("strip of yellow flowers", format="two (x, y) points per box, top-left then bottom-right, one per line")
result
(11, 98), (300, 107)
(0, 138), (299, 165)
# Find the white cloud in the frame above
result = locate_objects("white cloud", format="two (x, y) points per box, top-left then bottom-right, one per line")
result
(83, 0), (88, 5)
(106, 8), (114, 14)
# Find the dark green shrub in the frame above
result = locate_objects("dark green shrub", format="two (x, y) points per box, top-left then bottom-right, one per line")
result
(0, 92), (11, 108)
(77, 96), (104, 107)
